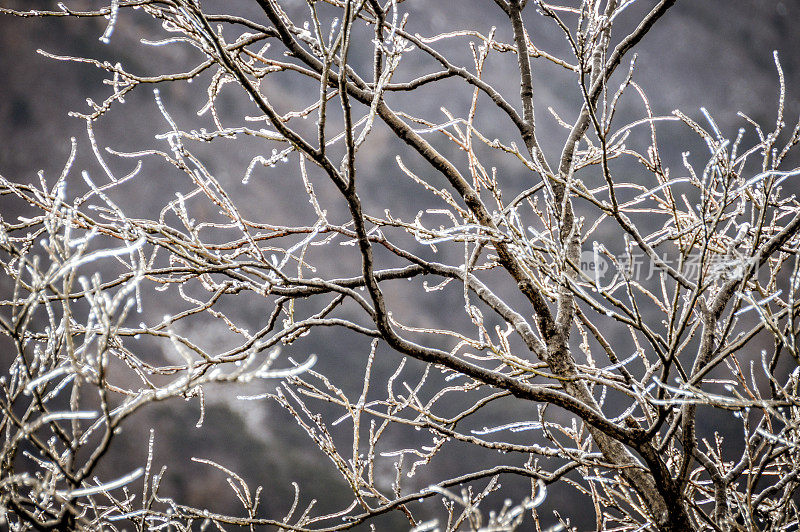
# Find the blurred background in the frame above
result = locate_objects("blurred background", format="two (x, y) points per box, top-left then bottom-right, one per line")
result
(1, 1), (798, 529)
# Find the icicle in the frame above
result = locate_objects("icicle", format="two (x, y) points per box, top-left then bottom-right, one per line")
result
(98, 0), (119, 44)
